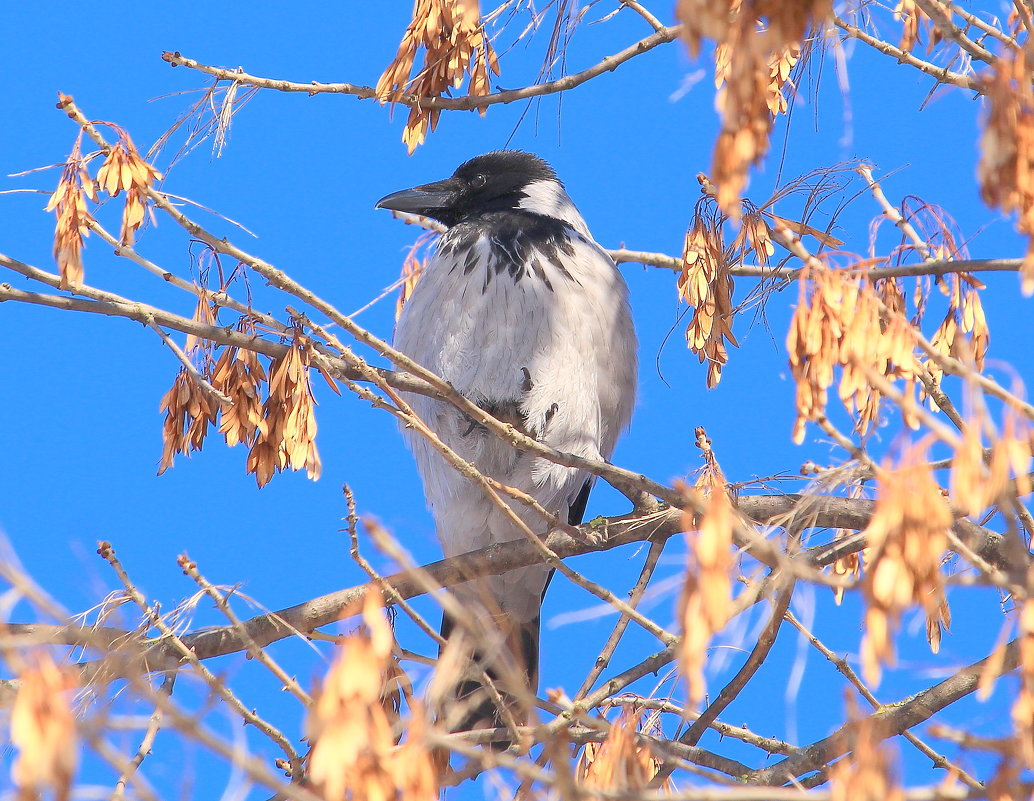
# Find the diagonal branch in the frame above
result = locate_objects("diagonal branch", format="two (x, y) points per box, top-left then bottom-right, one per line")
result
(680, 579), (796, 748)
(913, 0), (996, 64)
(745, 639), (1021, 786)
(5, 494), (1019, 680)
(0, 251), (671, 507)
(647, 578), (797, 787)
(832, 12), (980, 91)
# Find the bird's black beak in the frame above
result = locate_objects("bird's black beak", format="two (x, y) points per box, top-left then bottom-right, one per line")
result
(375, 178), (459, 215)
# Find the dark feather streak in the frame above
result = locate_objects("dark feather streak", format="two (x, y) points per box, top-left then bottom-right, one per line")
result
(439, 211), (581, 290)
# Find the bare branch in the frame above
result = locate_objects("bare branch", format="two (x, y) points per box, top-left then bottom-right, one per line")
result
(745, 639), (1020, 785)
(159, 23), (681, 112)
(913, 0), (996, 64)
(832, 12), (981, 91)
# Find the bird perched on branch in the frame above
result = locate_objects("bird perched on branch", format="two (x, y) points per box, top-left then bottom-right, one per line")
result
(377, 151), (637, 735)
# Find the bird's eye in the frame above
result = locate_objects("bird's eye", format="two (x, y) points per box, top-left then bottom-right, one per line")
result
(470, 174), (487, 189)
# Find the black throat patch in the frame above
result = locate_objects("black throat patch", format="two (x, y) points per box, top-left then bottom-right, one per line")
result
(438, 211), (579, 289)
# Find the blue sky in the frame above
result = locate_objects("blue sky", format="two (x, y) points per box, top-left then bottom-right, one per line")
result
(1, 1), (1031, 798)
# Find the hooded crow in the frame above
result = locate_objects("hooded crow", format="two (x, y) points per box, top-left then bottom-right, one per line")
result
(377, 151), (637, 735)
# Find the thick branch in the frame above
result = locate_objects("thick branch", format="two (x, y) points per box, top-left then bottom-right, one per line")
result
(6, 493), (1016, 676)
(913, 0), (996, 64)
(130, 505), (683, 672)
(746, 639), (1020, 785)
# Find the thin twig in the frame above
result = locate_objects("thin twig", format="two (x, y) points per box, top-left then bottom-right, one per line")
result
(620, 0), (665, 31)
(148, 321), (231, 404)
(648, 578), (797, 787)
(111, 672), (175, 800)
(602, 696), (802, 757)
(574, 538), (668, 700)
(95, 541), (303, 772)
(681, 579), (796, 748)
(178, 558), (312, 707)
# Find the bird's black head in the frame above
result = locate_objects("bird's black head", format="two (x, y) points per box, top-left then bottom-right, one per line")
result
(376, 151), (561, 227)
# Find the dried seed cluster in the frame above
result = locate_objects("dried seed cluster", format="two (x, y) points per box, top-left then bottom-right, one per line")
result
(986, 754), (1023, 801)
(978, 46), (1034, 294)
(158, 368), (220, 475)
(679, 216), (740, 389)
(678, 435), (734, 706)
(676, 0), (831, 213)
(926, 274), (990, 385)
(860, 448), (952, 685)
(679, 177), (842, 388)
(212, 343), (267, 448)
(830, 696), (904, 801)
(893, 0), (938, 53)
(395, 231), (438, 321)
(10, 653), (78, 801)
(95, 129), (162, 246)
(679, 490), (734, 706)
(376, 0), (499, 153)
(715, 37), (800, 117)
(576, 707), (669, 794)
(787, 268), (924, 444)
(45, 115), (162, 288)
(830, 483), (867, 605)
(246, 336), (323, 488)
(159, 324), (326, 489)
(44, 136), (96, 290)
(306, 594), (437, 801)
(1014, 597), (1034, 767)
(950, 406), (1032, 519)
(764, 44), (800, 115)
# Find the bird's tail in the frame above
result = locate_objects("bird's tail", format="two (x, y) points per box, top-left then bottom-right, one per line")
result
(434, 481), (591, 741)
(437, 602), (542, 742)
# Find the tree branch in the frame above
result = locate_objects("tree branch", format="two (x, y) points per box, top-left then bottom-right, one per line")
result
(832, 12), (981, 91)
(4, 493), (1015, 682)
(745, 639), (1021, 785)
(159, 24), (681, 112)
(610, 247), (1024, 281)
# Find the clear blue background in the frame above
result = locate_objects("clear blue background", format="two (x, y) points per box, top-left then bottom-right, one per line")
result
(1, 2), (1030, 797)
